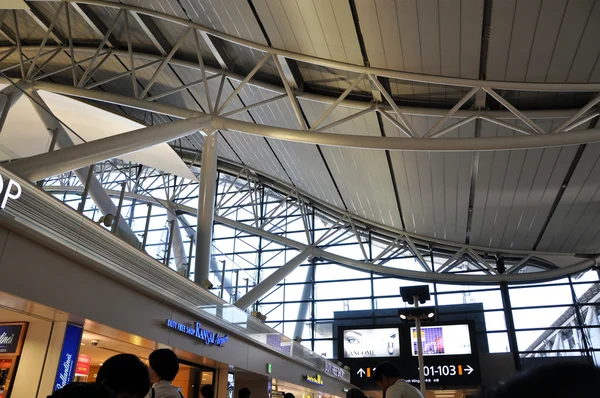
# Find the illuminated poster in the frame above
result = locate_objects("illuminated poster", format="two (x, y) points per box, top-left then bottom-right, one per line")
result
(343, 328), (400, 358)
(410, 325), (471, 356)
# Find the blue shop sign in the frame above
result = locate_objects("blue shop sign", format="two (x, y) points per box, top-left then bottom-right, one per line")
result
(54, 324), (83, 392)
(165, 319), (228, 347)
(0, 324), (25, 354)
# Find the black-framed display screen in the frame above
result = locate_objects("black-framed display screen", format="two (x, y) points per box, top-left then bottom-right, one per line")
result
(338, 321), (481, 389)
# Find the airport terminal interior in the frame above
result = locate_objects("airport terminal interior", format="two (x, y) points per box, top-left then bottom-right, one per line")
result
(0, 0), (599, 397)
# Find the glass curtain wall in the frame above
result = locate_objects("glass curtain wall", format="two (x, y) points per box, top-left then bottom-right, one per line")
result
(42, 161), (600, 364)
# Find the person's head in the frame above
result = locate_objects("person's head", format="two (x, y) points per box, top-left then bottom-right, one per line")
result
(283, 393), (295, 398)
(346, 388), (367, 398)
(96, 354), (150, 398)
(148, 349), (180, 383)
(201, 384), (215, 398)
(489, 362), (600, 398)
(239, 387), (251, 398)
(50, 382), (118, 398)
(373, 362), (401, 392)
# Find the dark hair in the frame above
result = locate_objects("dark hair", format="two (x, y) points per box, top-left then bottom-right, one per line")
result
(96, 354), (150, 398)
(51, 382), (117, 398)
(149, 349), (180, 381)
(372, 362), (400, 382)
(239, 387), (251, 398)
(346, 388), (367, 398)
(283, 393), (295, 398)
(201, 385), (215, 398)
(489, 362), (600, 398)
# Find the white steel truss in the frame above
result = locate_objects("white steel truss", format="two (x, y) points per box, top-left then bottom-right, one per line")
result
(39, 160), (599, 284)
(0, 1), (597, 149)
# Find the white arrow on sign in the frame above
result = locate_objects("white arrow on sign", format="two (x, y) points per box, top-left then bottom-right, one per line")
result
(464, 365), (474, 375)
(357, 368), (366, 377)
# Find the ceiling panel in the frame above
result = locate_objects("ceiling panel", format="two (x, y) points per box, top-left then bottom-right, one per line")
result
(267, 140), (344, 209)
(300, 99), (402, 228)
(356, 0), (482, 106)
(567, 1), (600, 82)
(178, 0), (274, 75)
(537, 143), (600, 253)
(469, 119), (578, 250)
(90, 5), (160, 53)
(546, 0), (596, 82)
(177, 131), (240, 163)
(251, 0), (363, 91)
(252, 0), (362, 64)
(385, 116), (473, 242)
(33, 2), (98, 42)
(4, 9), (48, 41)
(487, 0), (600, 83)
(238, 83), (301, 130)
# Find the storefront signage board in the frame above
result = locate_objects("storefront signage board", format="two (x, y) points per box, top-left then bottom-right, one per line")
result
(0, 176), (21, 210)
(53, 324), (83, 392)
(165, 319), (228, 347)
(76, 355), (91, 376)
(0, 323), (26, 354)
(303, 374), (324, 386)
(324, 361), (347, 381)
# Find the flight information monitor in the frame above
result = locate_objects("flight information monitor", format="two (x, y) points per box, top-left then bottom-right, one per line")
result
(338, 322), (481, 389)
(343, 328), (400, 358)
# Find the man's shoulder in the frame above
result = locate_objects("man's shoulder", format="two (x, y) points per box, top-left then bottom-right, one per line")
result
(387, 381), (422, 398)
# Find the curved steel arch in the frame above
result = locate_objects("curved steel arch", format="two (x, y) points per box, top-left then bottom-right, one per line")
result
(42, 183), (598, 285)
(69, 0), (600, 92)
(38, 154), (597, 285)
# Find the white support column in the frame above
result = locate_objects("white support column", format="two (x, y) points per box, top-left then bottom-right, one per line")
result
(166, 209), (187, 275)
(0, 81), (25, 133)
(195, 132), (219, 286)
(234, 247), (313, 310)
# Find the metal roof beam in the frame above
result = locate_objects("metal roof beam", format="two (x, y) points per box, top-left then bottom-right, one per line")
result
(71, 3), (119, 48)
(130, 12), (171, 56)
(199, 31), (234, 71)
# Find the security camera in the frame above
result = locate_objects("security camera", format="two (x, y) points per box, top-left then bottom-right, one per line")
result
(91, 340), (99, 346)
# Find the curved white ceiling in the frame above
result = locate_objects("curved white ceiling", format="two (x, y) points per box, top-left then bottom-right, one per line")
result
(0, 85), (197, 181)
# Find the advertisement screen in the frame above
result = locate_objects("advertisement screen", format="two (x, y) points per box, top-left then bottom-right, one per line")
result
(410, 324), (471, 356)
(343, 328), (400, 358)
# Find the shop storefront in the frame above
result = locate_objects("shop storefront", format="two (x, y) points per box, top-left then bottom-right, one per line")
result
(0, 322), (26, 398)
(0, 224), (351, 398)
(0, 291), (223, 398)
